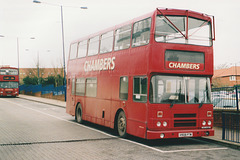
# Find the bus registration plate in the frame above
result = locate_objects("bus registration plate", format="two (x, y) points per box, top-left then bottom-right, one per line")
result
(179, 132), (193, 137)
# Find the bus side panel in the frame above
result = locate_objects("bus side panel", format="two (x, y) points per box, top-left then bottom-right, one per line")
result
(85, 97), (97, 123)
(66, 78), (75, 116)
(126, 102), (148, 139)
(95, 99), (111, 127)
(109, 76), (121, 129)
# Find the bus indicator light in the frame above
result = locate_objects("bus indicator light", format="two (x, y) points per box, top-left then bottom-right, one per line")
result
(157, 111), (163, 118)
(207, 111), (212, 117)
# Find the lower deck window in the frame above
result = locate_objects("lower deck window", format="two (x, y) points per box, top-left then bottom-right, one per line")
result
(71, 78), (75, 95)
(76, 78), (85, 96)
(133, 76), (147, 102)
(86, 78), (97, 97)
(119, 76), (128, 100)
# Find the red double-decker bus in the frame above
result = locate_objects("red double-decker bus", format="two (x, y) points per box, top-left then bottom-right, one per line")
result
(0, 66), (19, 97)
(66, 8), (215, 139)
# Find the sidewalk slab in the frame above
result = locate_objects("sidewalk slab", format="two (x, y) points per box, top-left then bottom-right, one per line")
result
(18, 94), (66, 108)
(200, 127), (240, 150)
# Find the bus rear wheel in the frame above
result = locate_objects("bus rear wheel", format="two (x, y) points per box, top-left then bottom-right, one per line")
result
(117, 111), (127, 138)
(75, 103), (83, 124)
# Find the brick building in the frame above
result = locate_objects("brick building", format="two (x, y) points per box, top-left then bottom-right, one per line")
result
(19, 68), (63, 85)
(213, 66), (240, 87)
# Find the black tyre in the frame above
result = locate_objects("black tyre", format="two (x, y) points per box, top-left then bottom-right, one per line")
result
(117, 111), (127, 138)
(75, 103), (83, 124)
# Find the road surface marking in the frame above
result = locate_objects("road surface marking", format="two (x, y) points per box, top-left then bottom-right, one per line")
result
(1, 98), (228, 154)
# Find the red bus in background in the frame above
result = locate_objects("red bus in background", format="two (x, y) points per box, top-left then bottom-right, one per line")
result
(0, 66), (19, 97)
(66, 8), (215, 139)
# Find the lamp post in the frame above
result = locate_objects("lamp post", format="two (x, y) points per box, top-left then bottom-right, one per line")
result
(33, 0), (87, 101)
(18, 37), (35, 85)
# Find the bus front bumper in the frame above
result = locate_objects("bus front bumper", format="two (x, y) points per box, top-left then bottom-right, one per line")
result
(147, 128), (214, 139)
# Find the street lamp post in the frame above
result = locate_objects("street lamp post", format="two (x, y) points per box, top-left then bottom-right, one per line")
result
(18, 37), (35, 85)
(33, 0), (87, 101)
(17, 37), (19, 76)
(60, 5), (66, 101)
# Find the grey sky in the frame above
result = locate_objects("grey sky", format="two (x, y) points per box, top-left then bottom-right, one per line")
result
(0, 0), (240, 68)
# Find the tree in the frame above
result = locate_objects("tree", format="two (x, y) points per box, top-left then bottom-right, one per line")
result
(23, 76), (38, 85)
(55, 74), (64, 86)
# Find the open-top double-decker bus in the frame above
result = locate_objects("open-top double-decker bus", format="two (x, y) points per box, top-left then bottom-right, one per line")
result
(66, 8), (215, 139)
(0, 66), (19, 97)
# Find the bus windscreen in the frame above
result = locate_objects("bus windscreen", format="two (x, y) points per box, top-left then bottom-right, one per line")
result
(155, 15), (212, 46)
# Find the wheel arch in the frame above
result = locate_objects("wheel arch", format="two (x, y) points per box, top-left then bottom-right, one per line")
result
(114, 108), (125, 130)
(75, 102), (81, 115)
(75, 102), (83, 123)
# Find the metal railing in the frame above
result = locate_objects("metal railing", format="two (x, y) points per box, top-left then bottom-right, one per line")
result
(20, 84), (66, 96)
(212, 86), (239, 111)
(222, 112), (240, 143)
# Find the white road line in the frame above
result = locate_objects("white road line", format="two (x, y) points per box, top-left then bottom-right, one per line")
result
(161, 147), (228, 153)
(1, 99), (228, 153)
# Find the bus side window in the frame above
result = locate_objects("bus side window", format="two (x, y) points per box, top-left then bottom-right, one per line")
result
(114, 24), (132, 51)
(69, 43), (78, 60)
(71, 78), (75, 95)
(88, 36), (99, 56)
(119, 76), (128, 100)
(68, 79), (70, 85)
(78, 40), (88, 58)
(76, 78), (86, 96)
(133, 76), (147, 102)
(100, 31), (114, 54)
(132, 18), (151, 47)
(86, 78), (97, 97)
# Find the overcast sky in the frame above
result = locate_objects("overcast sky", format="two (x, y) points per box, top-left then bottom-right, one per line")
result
(0, 0), (240, 69)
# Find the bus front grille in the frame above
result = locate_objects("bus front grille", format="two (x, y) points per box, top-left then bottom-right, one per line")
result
(174, 120), (196, 127)
(174, 114), (196, 118)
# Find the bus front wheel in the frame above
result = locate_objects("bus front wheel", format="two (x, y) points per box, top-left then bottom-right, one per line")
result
(117, 111), (127, 138)
(75, 103), (83, 124)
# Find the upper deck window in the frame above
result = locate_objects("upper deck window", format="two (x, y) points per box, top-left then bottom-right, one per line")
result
(132, 18), (151, 47)
(69, 43), (78, 60)
(155, 15), (212, 46)
(114, 24), (132, 51)
(88, 36), (99, 56)
(100, 31), (114, 54)
(78, 40), (88, 58)
(0, 69), (18, 75)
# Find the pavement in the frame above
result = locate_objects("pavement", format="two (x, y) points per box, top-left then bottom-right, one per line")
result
(19, 94), (66, 108)
(18, 94), (240, 150)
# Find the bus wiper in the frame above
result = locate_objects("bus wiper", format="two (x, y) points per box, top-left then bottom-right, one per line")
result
(199, 90), (206, 108)
(170, 101), (175, 108)
(199, 97), (206, 108)
(199, 100), (204, 108)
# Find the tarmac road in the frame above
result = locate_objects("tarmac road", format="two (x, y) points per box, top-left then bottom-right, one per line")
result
(0, 97), (239, 160)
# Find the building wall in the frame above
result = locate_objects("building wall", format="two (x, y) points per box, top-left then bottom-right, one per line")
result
(213, 75), (240, 87)
(19, 68), (63, 84)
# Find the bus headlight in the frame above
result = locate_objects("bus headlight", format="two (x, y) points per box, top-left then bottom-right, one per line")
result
(163, 121), (167, 127)
(202, 121), (206, 126)
(157, 122), (161, 127)
(208, 120), (212, 126)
